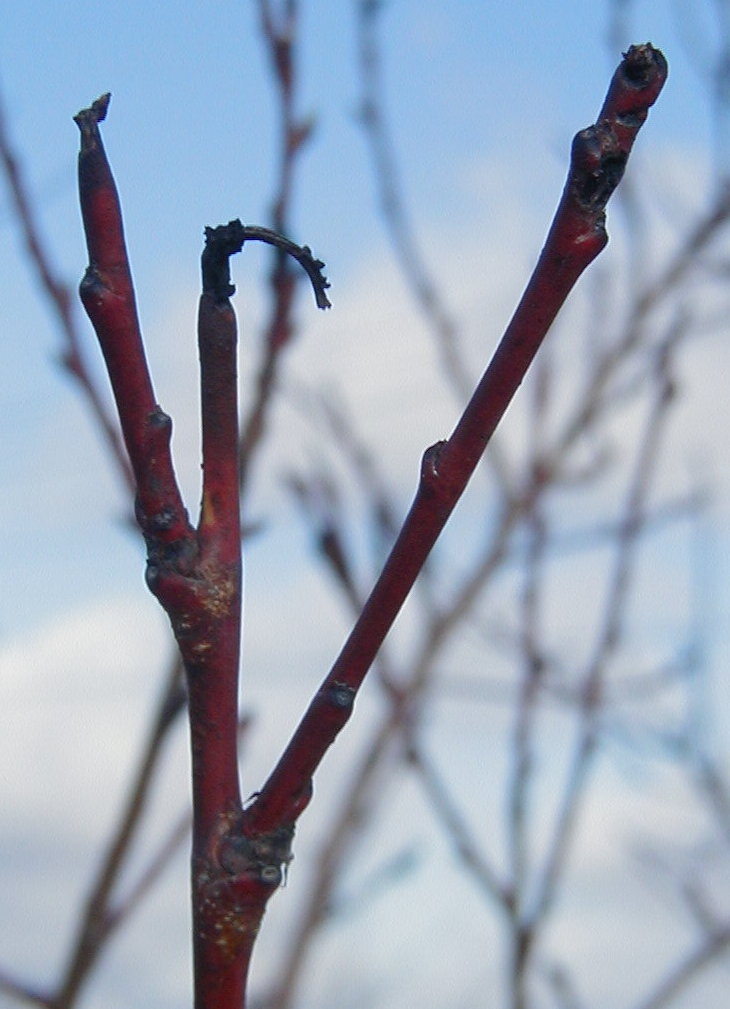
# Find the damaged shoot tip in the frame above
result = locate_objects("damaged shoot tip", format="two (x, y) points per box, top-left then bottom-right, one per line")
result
(73, 93), (111, 142)
(201, 221), (247, 302)
(201, 219), (332, 309)
(621, 43), (668, 89)
(569, 42), (668, 216)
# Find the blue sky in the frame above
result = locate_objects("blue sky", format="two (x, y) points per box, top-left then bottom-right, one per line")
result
(2, 3), (730, 1009)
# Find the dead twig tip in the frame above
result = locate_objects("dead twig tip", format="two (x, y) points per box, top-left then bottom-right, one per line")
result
(201, 221), (332, 309)
(73, 93), (112, 141)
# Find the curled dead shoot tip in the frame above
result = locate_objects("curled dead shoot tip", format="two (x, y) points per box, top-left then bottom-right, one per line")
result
(201, 219), (332, 309)
(73, 93), (111, 142)
(202, 222), (247, 302)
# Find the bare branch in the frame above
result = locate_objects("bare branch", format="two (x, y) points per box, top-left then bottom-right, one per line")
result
(0, 86), (134, 494)
(244, 44), (668, 839)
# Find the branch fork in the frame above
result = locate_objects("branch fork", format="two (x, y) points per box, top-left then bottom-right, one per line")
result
(74, 42), (666, 1008)
(75, 92), (330, 1007)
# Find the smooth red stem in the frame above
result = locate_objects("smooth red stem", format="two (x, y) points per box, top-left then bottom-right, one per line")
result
(198, 294), (242, 561)
(74, 94), (191, 543)
(189, 288), (243, 835)
(244, 43), (668, 836)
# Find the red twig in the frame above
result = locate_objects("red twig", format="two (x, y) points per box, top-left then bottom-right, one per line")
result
(74, 95), (191, 540)
(0, 88), (134, 495)
(243, 44), (668, 839)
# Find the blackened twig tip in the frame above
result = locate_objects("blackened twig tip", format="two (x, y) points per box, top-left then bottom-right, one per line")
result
(620, 43), (668, 87)
(73, 93), (112, 136)
(201, 220), (332, 310)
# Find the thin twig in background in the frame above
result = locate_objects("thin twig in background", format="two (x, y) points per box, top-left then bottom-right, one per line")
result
(405, 740), (509, 908)
(354, 0), (514, 494)
(52, 657), (186, 1009)
(630, 922), (730, 1009)
(355, 0), (470, 401)
(506, 351), (553, 1009)
(0, 970), (51, 1009)
(238, 0), (316, 495)
(544, 961), (588, 1009)
(528, 319), (685, 938)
